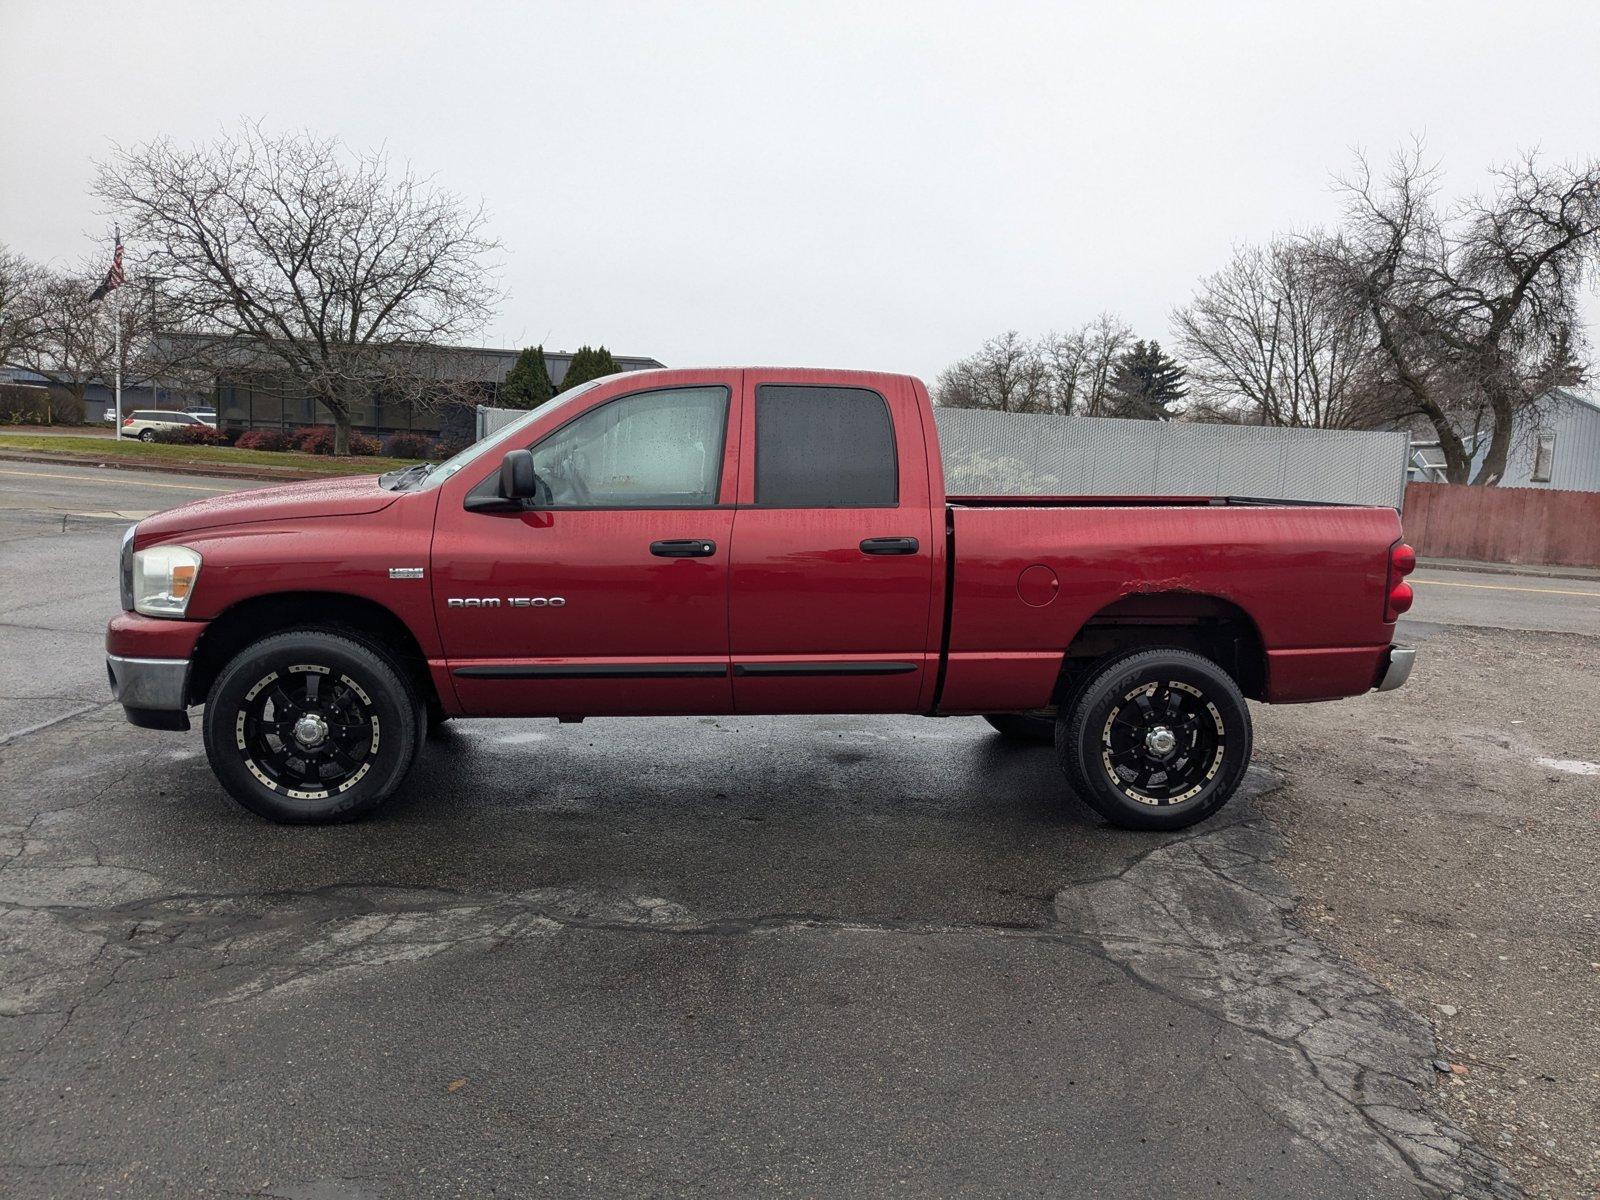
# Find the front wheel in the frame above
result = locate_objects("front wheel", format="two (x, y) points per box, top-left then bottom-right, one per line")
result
(1056, 648), (1252, 831)
(202, 629), (423, 823)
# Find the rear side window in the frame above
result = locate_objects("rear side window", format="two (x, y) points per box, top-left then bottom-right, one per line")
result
(755, 385), (897, 507)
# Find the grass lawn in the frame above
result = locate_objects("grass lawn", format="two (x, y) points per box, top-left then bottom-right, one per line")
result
(0, 432), (422, 477)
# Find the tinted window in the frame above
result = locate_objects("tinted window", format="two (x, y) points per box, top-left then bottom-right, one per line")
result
(530, 386), (729, 507)
(755, 385), (897, 507)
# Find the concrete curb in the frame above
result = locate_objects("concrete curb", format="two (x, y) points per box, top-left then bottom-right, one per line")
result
(1418, 556), (1600, 582)
(0, 448), (359, 484)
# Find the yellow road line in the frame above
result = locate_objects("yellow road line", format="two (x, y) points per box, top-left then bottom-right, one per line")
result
(0, 467), (223, 493)
(1412, 577), (1600, 599)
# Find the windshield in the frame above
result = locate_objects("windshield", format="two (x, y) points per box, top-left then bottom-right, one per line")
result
(405, 378), (609, 491)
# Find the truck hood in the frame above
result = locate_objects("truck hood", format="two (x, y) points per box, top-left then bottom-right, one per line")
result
(136, 473), (401, 541)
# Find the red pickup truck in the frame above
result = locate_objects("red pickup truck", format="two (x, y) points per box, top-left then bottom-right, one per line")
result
(107, 368), (1416, 830)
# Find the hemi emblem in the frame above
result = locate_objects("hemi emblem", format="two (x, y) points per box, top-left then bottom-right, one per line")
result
(389, 567), (425, 580)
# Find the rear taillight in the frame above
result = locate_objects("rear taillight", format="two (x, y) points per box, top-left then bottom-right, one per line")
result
(1385, 541), (1416, 621)
(121, 417), (133, 426)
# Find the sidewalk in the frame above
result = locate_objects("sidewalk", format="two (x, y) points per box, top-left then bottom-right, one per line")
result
(1418, 556), (1600, 581)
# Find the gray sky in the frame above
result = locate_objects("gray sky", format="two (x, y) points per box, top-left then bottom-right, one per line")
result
(3, 0), (1597, 382)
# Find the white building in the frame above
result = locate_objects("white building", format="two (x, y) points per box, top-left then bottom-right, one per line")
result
(1408, 388), (1600, 491)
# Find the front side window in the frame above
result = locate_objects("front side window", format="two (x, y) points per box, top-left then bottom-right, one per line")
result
(530, 385), (729, 507)
(755, 385), (897, 507)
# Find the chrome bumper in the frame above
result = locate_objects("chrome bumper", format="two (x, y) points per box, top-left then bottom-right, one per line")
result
(107, 654), (191, 727)
(1375, 645), (1416, 692)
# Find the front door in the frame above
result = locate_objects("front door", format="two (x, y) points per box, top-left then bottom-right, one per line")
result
(727, 374), (940, 713)
(432, 377), (741, 716)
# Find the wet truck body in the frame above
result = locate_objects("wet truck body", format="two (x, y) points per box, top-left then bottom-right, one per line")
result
(107, 368), (1416, 829)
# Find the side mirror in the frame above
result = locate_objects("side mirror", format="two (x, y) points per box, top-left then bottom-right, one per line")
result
(500, 449), (538, 501)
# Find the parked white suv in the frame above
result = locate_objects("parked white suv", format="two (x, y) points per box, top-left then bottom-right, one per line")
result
(120, 410), (216, 441)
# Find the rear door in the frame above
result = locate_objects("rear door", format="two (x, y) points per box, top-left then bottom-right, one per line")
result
(727, 374), (940, 713)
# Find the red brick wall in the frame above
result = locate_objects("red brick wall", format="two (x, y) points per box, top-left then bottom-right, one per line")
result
(1403, 483), (1600, 568)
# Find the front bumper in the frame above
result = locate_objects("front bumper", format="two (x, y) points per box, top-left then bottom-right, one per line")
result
(1375, 644), (1416, 692)
(107, 654), (192, 730)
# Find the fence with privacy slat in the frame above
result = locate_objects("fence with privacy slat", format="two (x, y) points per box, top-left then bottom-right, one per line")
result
(1403, 482), (1600, 568)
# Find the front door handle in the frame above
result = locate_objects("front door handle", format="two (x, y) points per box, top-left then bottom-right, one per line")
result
(860, 537), (920, 555)
(651, 539), (717, 558)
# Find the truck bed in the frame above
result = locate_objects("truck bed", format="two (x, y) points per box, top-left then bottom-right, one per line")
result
(936, 499), (1402, 714)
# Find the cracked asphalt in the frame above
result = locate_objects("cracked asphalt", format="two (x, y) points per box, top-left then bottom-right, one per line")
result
(0, 461), (1536, 1198)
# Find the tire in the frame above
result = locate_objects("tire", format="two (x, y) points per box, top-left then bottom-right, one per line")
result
(983, 713), (1055, 743)
(1056, 648), (1252, 832)
(202, 629), (424, 824)
(139, 429), (156, 442)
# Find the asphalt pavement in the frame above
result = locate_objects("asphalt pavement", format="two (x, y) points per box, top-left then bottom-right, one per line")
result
(0, 462), (1536, 1199)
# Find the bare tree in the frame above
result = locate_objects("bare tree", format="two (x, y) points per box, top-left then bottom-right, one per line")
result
(1174, 237), (1385, 428)
(94, 124), (501, 453)
(934, 330), (1053, 413)
(938, 317), (1132, 416)
(0, 243), (41, 371)
(1039, 314), (1131, 415)
(1318, 143), (1596, 483)
(7, 265), (154, 422)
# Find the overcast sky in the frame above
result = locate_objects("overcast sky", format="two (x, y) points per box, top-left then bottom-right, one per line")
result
(3, 0), (1597, 382)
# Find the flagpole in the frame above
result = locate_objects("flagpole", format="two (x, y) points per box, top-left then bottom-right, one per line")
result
(113, 226), (123, 440)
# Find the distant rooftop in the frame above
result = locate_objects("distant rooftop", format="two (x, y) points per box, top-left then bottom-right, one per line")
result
(152, 334), (665, 387)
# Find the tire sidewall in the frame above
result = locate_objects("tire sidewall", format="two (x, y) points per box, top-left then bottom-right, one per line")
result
(203, 630), (419, 823)
(1060, 650), (1252, 830)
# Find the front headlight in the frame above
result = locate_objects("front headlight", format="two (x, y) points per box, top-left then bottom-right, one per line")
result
(132, 545), (202, 617)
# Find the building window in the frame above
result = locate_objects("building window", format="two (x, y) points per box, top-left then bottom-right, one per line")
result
(1531, 431), (1557, 483)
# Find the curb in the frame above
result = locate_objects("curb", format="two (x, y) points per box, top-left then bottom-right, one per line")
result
(1417, 556), (1600, 582)
(0, 449), (358, 484)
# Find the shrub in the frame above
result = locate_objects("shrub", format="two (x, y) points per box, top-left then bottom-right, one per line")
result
(433, 440), (468, 459)
(0, 383), (45, 423)
(234, 429), (290, 452)
(151, 424), (227, 446)
(380, 432), (436, 459)
(292, 425), (337, 455)
(292, 425), (380, 456)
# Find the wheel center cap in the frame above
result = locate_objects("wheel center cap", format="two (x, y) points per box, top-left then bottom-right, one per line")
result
(292, 713), (329, 748)
(1145, 725), (1178, 756)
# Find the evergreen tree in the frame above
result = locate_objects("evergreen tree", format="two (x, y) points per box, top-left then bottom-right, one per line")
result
(1107, 339), (1189, 420)
(499, 344), (554, 409)
(559, 345), (620, 392)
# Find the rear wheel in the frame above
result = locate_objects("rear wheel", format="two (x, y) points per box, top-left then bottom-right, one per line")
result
(202, 629), (423, 824)
(982, 713), (1055, 743)
(138, 429), (156, 442)
(1056, 648), (1252, 831)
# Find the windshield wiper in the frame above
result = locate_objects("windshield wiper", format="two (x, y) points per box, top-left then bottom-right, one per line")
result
(379, 462), (436, 491)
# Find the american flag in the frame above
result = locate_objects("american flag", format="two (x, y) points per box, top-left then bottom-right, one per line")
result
(88, 232), (124, 302)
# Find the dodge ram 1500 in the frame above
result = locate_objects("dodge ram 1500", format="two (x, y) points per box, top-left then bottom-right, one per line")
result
(107, 368), (1416, 829)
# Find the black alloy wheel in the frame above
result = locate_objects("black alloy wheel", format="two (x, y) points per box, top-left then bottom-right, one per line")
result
(203, 629), (423, 823)
(1056, 648), (1252, 831)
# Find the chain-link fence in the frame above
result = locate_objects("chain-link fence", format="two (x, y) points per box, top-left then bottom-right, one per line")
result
(933, 409), (1411, 508)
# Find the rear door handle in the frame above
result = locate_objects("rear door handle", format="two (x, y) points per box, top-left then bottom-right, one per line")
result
(651, 539), (717, 558)
(860, 537), (920, 555)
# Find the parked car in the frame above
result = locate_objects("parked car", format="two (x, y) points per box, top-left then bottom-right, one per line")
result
(184, 406), (218, 423)
(121, 409), (216, 441)
(106, 368), (1417, 828)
